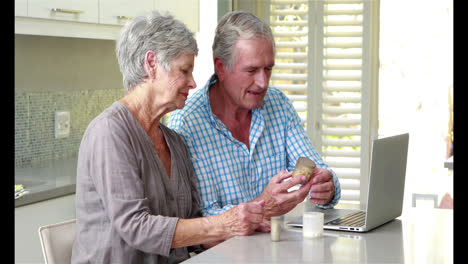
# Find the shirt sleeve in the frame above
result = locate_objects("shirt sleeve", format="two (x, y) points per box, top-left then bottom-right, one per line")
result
(283, 95), (341, 209)
(85, 118), (178, 256)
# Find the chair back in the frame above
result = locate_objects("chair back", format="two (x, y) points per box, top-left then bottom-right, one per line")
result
(38, 219), (76, 264)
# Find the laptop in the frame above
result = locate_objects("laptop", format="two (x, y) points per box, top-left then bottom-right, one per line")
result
(287, 133), (409, 232)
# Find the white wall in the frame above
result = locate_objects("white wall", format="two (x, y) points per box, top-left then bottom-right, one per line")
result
(191, 0), (218, 96)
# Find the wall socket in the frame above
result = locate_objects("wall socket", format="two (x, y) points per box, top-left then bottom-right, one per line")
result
(55, 110), (70, 139)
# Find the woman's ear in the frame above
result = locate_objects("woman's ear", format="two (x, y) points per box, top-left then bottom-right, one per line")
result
(144, 50), (158, 79)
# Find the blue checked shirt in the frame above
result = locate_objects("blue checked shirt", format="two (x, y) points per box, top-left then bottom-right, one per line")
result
(168, 75), (341, 216)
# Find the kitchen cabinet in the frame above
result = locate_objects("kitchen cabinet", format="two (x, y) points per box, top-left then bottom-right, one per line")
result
(15, 0), (28, 16)
(28, 0), (99, 24)
(155, 0), (199, 33)
(99, 0), (154, 26)
(15, 0), (199, 46)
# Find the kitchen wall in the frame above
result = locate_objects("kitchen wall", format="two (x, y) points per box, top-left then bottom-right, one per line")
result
(15, 34), (124, 168)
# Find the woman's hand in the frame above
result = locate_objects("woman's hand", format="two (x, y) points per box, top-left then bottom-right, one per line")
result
(218, 200), (265, 237)
(172, 200), (265, 249)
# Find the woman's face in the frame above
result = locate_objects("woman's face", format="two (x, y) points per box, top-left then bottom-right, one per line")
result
(155, 52), (196, 110)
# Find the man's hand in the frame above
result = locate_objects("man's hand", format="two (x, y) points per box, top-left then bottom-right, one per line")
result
(255, 171), (313, 219)
(308, 168), (335, 205)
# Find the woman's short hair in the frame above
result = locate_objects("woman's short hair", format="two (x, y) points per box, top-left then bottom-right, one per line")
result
(213, 11), (275, 72)
(116, 11), (198, 92)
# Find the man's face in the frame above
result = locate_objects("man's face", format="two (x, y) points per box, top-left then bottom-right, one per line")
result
(219, 38), (275, 111)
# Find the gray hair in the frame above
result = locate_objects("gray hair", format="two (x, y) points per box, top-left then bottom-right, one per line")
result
(213, 11), (275, 71)
(116, 11), (198, 92)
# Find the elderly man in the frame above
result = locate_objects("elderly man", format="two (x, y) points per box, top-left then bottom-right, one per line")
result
(168, 11), (341, 231)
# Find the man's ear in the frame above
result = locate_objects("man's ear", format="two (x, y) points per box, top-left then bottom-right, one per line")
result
(144, 50), (158, 79)
(214, 57), (227, 81)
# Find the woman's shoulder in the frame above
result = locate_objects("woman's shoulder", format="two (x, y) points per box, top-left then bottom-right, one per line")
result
(83, 102), (134, 140)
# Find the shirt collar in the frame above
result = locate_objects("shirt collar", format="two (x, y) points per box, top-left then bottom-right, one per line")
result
(202, 74), (225, 130)
(202, 73), (267, 152)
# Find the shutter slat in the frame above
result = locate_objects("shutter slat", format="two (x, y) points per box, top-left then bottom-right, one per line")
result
(274, 84), (307, 92)
(271, 21), (308, 26)
(323, 127), (361, 136)
(287, 94), (307, 101)
(271, 0), (307, 3)
(325, 9), (363, 16)
(271, 0), (309, 4)
(274, 32), (308, 38)
(340, 179), (360, 190)
(325, 20), (362, 26)
(276, 52), (308, 59)
(323, 137), (361, 147)
(271, 9), (308, 16)
(323, 117), (361, 126)
(271, 73), (307, 81)
(341, 190), (360, 201)
(323, 95), (361, 103)
(276, 41), (308, 48)
(325, 53), (362, 59)
(325, 31), (362, 37)
(324, 85), (361, 92)
(323, 149), (360, 157)
(326, 159), (360, 169)
(333, 168), (361, 179)
(324, 64), (362, 70)
(324, 75), (361, 81)
(275, 62), (307, 70)
(326, 0), (364, 4)
(324, 42), (362, 49)
(323, 106), (361, 114)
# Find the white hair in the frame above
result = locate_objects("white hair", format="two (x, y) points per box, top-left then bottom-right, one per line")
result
(116, 11), (198, 92)
(213, 11), (275, 72)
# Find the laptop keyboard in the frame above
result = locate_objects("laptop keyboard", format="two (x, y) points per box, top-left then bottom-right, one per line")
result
(326, 211), (366, 227)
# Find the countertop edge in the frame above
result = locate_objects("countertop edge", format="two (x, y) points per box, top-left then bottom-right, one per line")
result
(15, 184), (76, 207)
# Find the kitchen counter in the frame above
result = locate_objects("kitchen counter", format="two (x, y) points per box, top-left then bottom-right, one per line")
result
(185, 207), (453, 263)
(15, 156), (77, 207)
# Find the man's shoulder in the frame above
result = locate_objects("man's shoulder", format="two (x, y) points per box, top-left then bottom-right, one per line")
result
(266, 86), (291, 103)
(264, 86), (294, 111)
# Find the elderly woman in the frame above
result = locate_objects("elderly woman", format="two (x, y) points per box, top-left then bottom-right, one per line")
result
(71, 12), (265, 264)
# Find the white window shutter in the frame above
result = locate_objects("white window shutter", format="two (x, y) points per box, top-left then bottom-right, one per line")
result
(268, 0), (379, 205)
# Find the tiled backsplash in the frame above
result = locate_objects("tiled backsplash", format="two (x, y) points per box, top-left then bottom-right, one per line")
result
(15, 89), (123, 168)
(15, 34), (124, 168)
